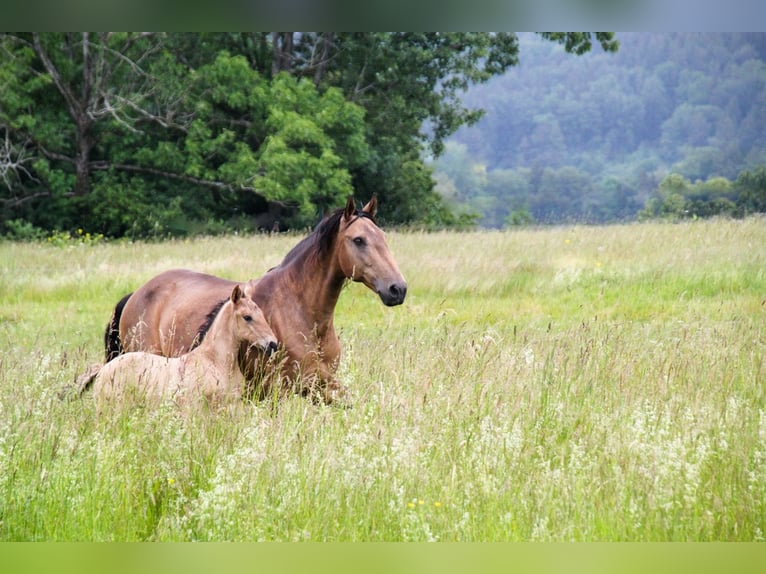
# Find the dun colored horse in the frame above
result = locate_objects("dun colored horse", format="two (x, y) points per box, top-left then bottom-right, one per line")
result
(104, 196), (407, 404)
(81, 282), (278, 409)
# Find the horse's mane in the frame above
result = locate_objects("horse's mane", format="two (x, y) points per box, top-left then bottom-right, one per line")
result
(190, 297), (227, 350)
(277, 207), (376, 267)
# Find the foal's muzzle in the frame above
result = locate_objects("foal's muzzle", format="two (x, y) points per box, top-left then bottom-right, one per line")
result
(264, 341), (279, 357)
(379, 282), (407, 306)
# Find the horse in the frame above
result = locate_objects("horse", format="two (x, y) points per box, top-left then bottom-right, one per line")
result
(104, 196), (407, 404)
(79, 281), (278, 410)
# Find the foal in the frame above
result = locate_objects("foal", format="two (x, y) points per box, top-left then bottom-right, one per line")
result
(82, 282), (278, 410)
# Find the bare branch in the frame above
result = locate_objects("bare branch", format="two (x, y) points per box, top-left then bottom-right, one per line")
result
(32, 33), (82, 122)
(37, 144), (74, 164)
(88, 94), (144, 134)
(0, 130), (39, 190)
(109, 94), (193, 133)
(0, 190), (55, 208)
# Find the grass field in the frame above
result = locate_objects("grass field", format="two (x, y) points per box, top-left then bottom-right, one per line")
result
(0, 218), (764, 541)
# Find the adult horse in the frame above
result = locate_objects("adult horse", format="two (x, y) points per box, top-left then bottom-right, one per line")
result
(104, 196), (407, 404)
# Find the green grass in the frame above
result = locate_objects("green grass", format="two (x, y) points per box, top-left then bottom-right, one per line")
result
(0, 218), (764, 540)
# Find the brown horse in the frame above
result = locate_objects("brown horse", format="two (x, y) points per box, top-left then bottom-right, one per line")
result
(105, 196), (406, 404)
(82, 282), (278, 410)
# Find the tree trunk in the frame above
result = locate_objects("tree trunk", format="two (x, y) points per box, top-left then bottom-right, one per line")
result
(33, 33), (95, 196)
(271, 32), (294, 76)
(313, 33), (334, 87)
(73, 119), (93, 196)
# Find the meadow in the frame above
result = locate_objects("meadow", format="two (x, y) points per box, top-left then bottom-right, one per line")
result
(0, 218), (764, 541)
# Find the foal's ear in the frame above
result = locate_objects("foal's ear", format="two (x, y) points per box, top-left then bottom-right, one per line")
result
(231, 284), (243, 304)
(362, 194), (378, 218)
(343, 196), (356, 221)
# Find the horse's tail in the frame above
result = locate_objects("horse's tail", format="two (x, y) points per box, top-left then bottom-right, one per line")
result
(58, 362), (102, 401)
(105, 292), (132, 363)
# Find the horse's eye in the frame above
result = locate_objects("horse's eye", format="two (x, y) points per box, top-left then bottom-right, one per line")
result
(353, 237), (366, 246)
(243, 315), (253, 322)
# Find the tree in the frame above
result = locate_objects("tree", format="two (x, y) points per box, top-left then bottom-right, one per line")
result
(0, 33), (368, 234)
(529, 166), (592, 222)
(736, 166), (766, 214)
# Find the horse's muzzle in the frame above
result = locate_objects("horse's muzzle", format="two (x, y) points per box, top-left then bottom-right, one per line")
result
(379, 282), (407, 306)
(264, 341), (279, 357)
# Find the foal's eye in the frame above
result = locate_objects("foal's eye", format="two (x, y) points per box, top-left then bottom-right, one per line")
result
(243, 315), (253, 322)
(353, 236), (366, 246)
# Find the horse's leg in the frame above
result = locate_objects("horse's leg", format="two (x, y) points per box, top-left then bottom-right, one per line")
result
(321, 377), (353, 407)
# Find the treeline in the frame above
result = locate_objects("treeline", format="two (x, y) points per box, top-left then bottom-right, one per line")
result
(639, 168), (766, 220)
(0, 32), (617, 239)
(435, 33), (766, 226)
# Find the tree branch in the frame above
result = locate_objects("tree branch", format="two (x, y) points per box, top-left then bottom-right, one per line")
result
(32, 33), (81, 122)
(89, 161), (260, 194)
(0, 130), (38, 190)
(0, 190), (55, 208)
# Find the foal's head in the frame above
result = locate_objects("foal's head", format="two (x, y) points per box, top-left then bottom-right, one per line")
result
(231, 282), (278, 355)
(335, 196), (407, 306)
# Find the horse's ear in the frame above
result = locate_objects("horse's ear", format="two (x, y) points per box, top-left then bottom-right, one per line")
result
(343, 196), (356, 221)
(231, 284), (243, 304)
(362, 194), (378, 218)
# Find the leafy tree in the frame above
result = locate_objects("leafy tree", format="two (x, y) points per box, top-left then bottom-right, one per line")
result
(0, 34), (369, 234)
(736, 166), (766, 214)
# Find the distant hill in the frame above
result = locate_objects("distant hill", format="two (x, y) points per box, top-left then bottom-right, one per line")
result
(433, 32), (766, 226)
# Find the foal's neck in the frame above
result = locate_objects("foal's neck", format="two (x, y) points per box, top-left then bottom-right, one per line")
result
(196, 302), (240, 373)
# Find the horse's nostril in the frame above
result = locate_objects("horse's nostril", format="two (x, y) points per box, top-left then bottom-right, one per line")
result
(390, 284), (407, 298)
(266, 341), (279, 356)
(379, 282), (407, 306)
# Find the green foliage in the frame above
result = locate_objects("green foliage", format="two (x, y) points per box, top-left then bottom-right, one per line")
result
(638, 169), (766, 220)
(538, 32), (620, 55)
(82, 177), (186, 239)
(736, 166), (766, 213)
(505, 208), (534, 226)
(2, 219), (46, 241)
(255, 74), (364, 221)
(45, 228), (105, 247)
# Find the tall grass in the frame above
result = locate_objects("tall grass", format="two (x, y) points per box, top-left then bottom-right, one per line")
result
(0, 219), (764, 540)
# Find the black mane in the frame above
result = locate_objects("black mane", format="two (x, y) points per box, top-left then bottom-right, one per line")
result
(278, 207), (376, 267)
(189, 297), (227, 350)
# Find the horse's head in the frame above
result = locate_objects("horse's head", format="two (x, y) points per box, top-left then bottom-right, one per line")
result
(336, 196), (408, 306)
(232, 282), (279, 355)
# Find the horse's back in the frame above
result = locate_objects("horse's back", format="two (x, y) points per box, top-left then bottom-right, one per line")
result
(120, 269), (238, 356)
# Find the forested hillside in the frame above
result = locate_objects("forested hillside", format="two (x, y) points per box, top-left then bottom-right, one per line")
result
(435, 33), (766, 226)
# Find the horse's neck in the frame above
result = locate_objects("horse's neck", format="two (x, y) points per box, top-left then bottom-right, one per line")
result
(276, 251), (344, 332)
(192, 303), (240, 374)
